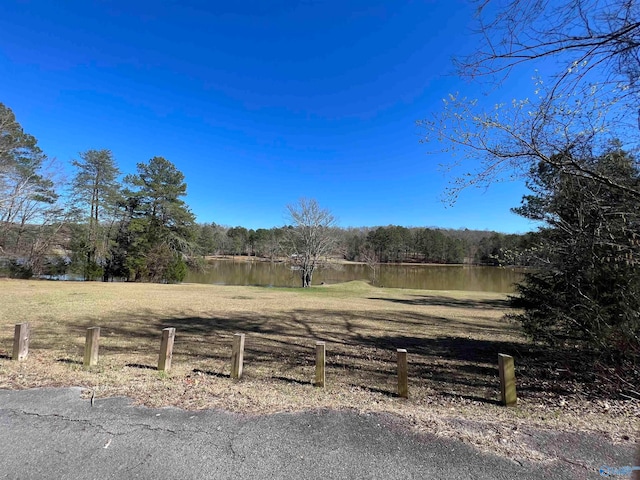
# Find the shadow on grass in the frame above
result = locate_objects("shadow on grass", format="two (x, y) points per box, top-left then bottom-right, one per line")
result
(457, 364), (499, 377)
(192, 368), (230, 379)
(440, 391), (502, 406)
(353, 334), (525, 364)
(56, 307), (620, 401)
(369, 295), (510, 310)
(125, 363), (156, 370)
(56, 358), (82, 365)
(272, 375), (310, 386)
(353, 384), (399, 398)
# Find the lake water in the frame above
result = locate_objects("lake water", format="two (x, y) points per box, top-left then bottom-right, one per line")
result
(185, 260), (524, 293)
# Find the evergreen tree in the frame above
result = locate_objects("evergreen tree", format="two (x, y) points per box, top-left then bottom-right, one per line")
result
(70, 149), (121, 280)
(510, 146), (640, 364)
(116, 157), (195, 282)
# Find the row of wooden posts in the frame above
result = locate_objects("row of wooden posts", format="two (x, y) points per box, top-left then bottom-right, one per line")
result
(8, 323), (518, 406)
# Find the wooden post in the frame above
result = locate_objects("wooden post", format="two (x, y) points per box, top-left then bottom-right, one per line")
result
(397, 348), (408, 398)
(83, 327), (101, 367)
(231, 333), (245, 379)
(158, 327), (176, 372)
(315, 341), (326, 388)
(498, 353), (517, 406)
(12, 323), (29, 361)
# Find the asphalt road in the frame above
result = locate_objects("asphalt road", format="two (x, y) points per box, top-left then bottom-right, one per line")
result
(0, 387), (631, 479)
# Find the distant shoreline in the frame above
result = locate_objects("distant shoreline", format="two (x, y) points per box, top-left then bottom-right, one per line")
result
(202, 254), (507, 268)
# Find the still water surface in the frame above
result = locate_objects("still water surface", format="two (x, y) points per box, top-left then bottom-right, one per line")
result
(185, 260), (524, 293)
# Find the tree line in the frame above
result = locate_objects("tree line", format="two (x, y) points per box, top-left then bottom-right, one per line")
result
(0, 101), (532, 284)
(193, 222), (531, 266)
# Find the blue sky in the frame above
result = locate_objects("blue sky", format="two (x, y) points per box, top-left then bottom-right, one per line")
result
(0, 0), (538, 232)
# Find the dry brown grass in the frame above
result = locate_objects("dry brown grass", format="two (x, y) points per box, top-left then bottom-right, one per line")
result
(0, 278), (636, 464)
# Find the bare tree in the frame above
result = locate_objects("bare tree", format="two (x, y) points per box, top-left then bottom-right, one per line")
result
(286, 198), (336, 288)
(419, 0), (640, 272)
(459, 1), (640, 89)
(0, 103), (69, 274)
(359, 244), (380, 285)
(0, 102), (50, 242)
(420, 0), (640, 202)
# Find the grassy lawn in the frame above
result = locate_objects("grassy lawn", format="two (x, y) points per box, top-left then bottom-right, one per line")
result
(0, 278), (636, 462)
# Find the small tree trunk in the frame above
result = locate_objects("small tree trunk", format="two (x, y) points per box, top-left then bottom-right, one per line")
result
(102, 260), (110, 282)
(301, 270), (312, 288)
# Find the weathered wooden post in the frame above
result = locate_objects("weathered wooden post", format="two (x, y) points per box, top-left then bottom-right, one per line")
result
(315, 341), (326, 388)
(633, 444), (640, 480)
(12, 323), (29, 361)
(231, 333), (245, 379)
(83, 327), (101, 368)
(158, 327), (176, 372)
(397, 348), (408, 398)
(498, 353), (517, 406)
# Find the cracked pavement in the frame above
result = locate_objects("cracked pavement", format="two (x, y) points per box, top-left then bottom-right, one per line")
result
(0, 387), (631, 479)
